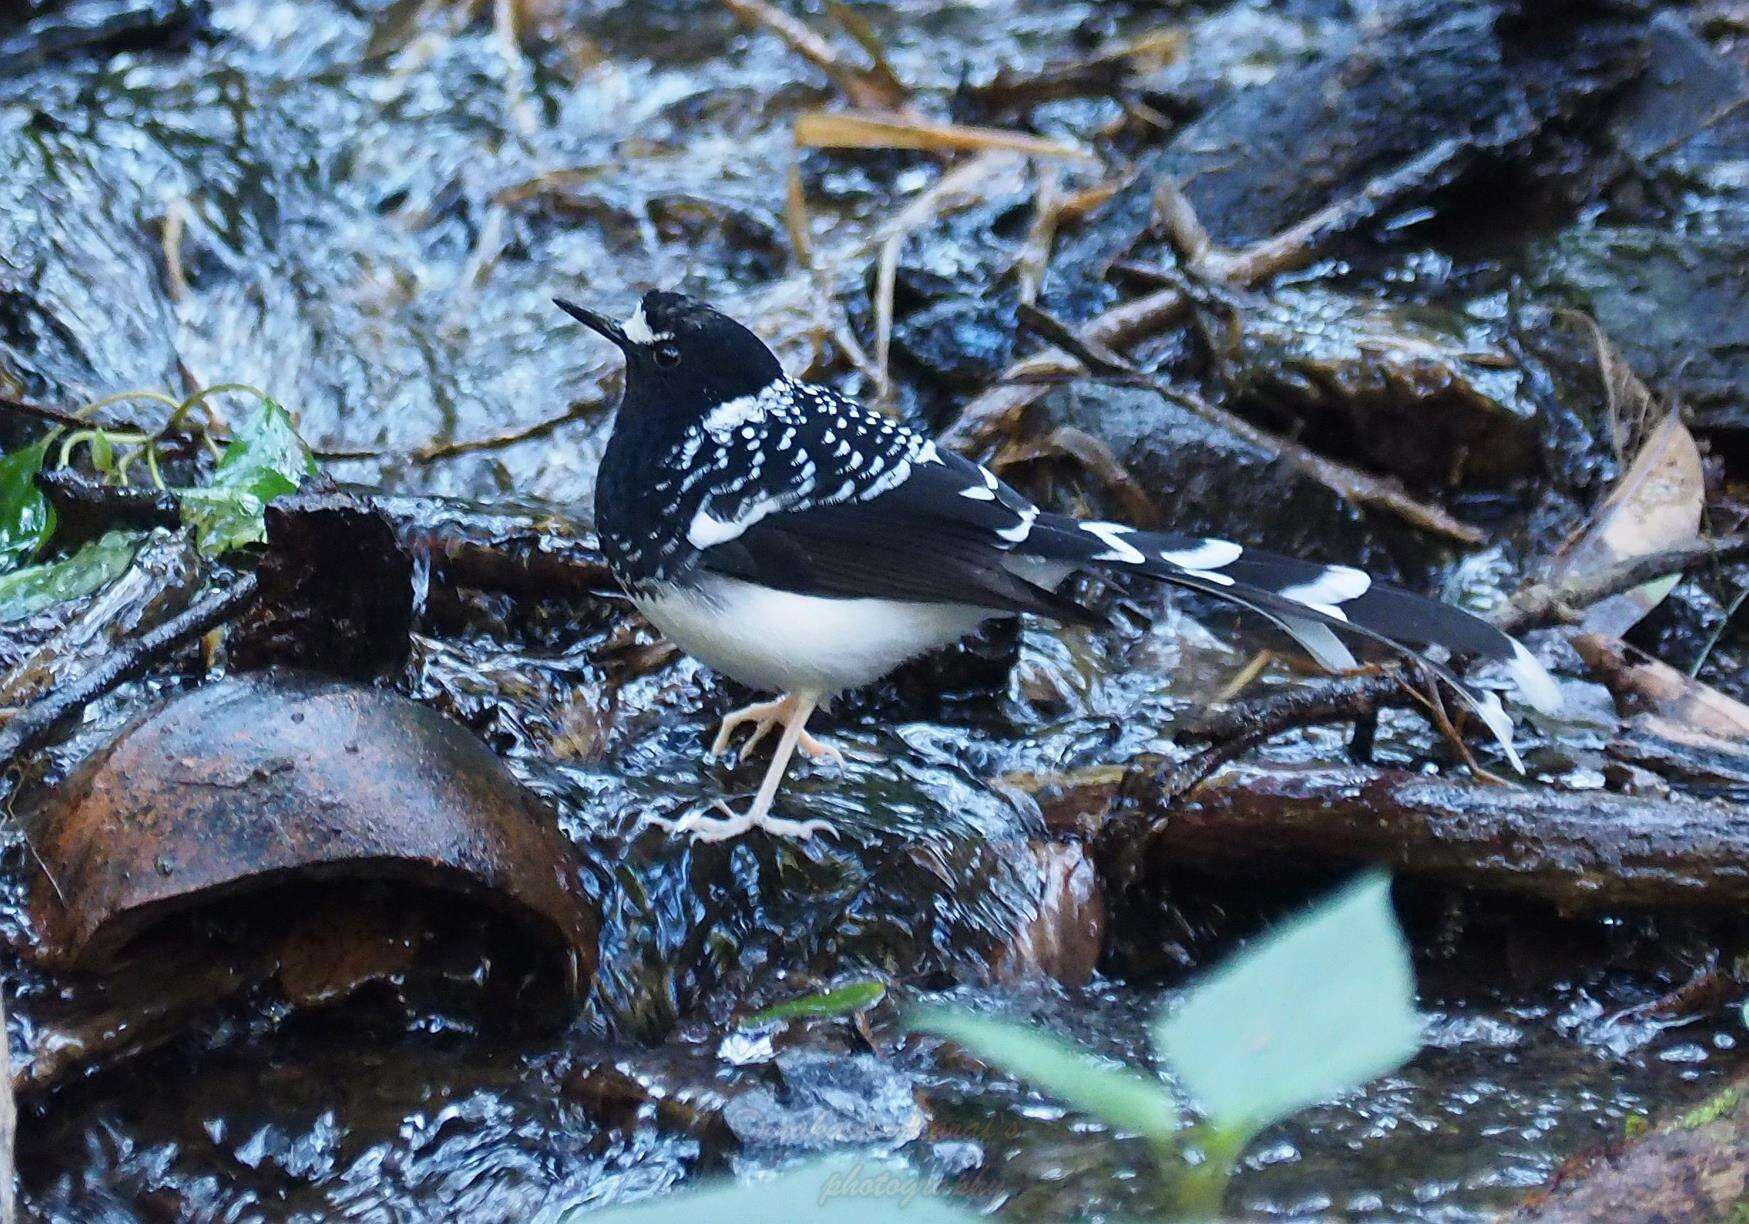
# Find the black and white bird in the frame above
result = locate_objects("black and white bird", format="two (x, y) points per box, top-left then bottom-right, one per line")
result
(558, 291), (1561, 840)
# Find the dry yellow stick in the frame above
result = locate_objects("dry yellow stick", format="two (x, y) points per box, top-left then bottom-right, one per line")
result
(867, 152), (1027, 397)
(1015, 164), (1065, 305)
(795, 110), (1096, 161)
(719, 0), (907, 110)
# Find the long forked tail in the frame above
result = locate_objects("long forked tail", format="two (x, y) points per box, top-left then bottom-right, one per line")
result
(1023, 515), (1563, 770)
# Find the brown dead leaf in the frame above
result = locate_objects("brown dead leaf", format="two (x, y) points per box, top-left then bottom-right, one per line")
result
(1549, 412), (1704, 636)
(1573, 633), (1749, 741)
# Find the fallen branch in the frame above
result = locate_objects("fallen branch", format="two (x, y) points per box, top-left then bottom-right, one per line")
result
(1495, 535), (1749, 634)
(1107, 762), (1749, 912)
(40, 473), (620, 602)
(1159, 674), (1413, 798)
(1010, 303), (1486, 544)
(0, 570), (261, 770)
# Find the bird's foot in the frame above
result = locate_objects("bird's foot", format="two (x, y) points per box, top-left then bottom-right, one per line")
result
(652, 801), (834, 843)
(709, 695), (844, 769)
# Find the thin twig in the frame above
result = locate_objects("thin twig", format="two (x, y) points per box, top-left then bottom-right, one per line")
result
(0, 572), (261, 770)
(410, 400), (598, 463)
(1494, 535), (1749, 635)
(718, 0), (907, 109)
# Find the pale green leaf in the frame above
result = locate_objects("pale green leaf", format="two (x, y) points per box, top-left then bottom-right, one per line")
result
(1154, 871), (1421, 1135)
(179, 397), (314, 556)
(0, 531), (140, 622)
(744, 980), (886, 1025)
(909, 1005), (1178, 1141)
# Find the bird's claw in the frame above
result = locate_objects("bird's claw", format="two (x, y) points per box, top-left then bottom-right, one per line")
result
(710, 697), (844, 771)
(650, 802), (835, 843)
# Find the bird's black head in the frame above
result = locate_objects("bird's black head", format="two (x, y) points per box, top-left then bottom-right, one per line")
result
(554, 290), (782, 422)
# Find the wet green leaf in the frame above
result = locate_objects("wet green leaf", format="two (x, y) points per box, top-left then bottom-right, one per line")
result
(1153, 871), (1421, 1136)
(0, 436), (56, 575)
(89, 430), (115, 475)
(0, 531), (140, 622)
(583, 1154), (978, 1222)
(180, 397), (315, 556)
(744, 980), (886, 1025)
(909, 1005), (1178, 1142)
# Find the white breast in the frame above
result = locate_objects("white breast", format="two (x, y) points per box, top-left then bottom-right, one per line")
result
(636, 576), (992, 695)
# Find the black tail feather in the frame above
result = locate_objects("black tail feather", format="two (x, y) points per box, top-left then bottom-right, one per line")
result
(1019, 514), (1561, 769)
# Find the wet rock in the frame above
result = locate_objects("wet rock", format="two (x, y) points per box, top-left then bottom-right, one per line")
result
(1230, 288), (1541, 486)
(1608, 11), (1749, 174)
(1527, 223), (1749, 426)
(1047, 1), (1644, 317)
(984, 841), (1104, 988)
(722, 1051), (926, 1151)
(892, 296), (1017, 390)
(1033, 380), (1404, 572)
(0, 0), (209, 77)
(25, 669), (597, 988)
(890, 198), (1030, 390)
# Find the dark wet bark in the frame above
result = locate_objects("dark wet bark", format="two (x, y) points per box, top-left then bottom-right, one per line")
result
(1107, 763), (1749, 913)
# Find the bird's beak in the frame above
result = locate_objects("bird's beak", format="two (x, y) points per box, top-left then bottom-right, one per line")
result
(553, 298), (630, 351)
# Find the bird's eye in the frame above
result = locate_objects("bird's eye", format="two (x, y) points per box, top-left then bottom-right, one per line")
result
(654, 343), (681, 367)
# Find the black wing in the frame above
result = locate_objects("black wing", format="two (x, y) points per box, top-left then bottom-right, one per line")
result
(700, 450), (1105, 627)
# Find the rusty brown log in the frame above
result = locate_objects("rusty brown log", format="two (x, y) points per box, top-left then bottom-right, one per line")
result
(1105, 763), (1749, 912)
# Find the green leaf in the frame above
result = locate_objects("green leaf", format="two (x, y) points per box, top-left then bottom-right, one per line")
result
(580, 1155), (979, 1222)
(909, 1005), (1178, 1142)
(1153, 871), (1421, 1136)
(0, 436), (56, 575)
(180, 397), (314, 556)
(744, 980), (886, 1025)
(89, 430), (115, 475)
(0, 531), (140, 622)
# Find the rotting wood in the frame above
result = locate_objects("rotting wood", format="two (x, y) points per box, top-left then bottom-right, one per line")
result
(1095, 762), (1749, 912)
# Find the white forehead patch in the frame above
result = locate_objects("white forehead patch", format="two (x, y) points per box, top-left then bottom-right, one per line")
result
(622, 303), (673, 346)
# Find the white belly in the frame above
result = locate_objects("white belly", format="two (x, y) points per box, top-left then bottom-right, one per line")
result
(636, 575), (992, 695)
